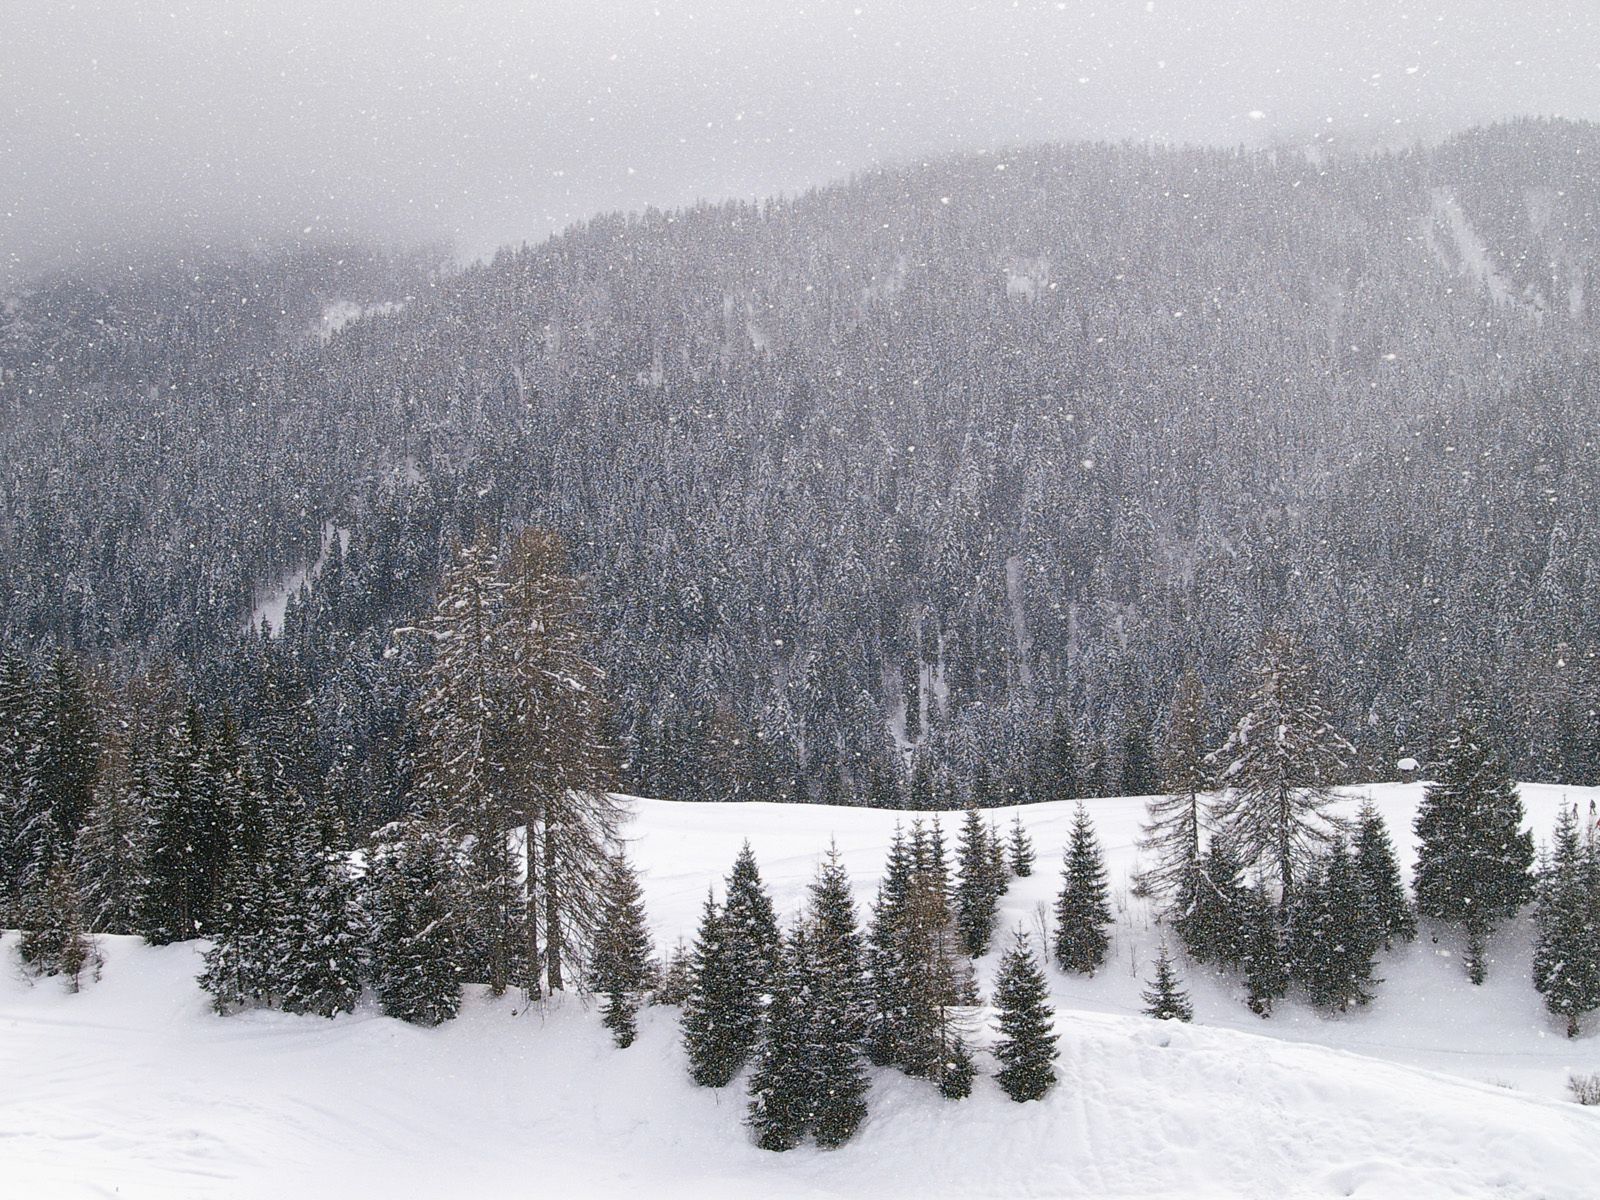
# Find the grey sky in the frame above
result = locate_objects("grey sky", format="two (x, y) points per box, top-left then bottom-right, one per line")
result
(3, 1), (1597, 280)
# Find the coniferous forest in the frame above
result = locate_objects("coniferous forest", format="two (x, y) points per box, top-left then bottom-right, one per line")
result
(6, 117), (1600, 1165)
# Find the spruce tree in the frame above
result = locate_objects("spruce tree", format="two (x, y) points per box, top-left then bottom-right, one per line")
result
(365, 816), (467, 1026)
(747, 922), (813, 1151)
(1176, 837), (1246, 967)
(864, 826), (915, 1066)
(1137, 668), (1209, 916)
(589, 849), (655, 1048)
(1053, 802), (1112, 974)
(1533, 806), (1600, 1037)
(682, 888), (759, 1087)
(808, 844), (867, 1038)
(17, 861), (100, 990)
(1210, 632), (1352, 903)
(1008, 812), (1035, 877)
(1295, 840), (1380, 1012)
(141, 704), (225, 943)
(74, 738), (152, 936)
(1241, 890), (1288, 1017)
(1413, 712), (1535, 983)
(896, 870), (977, 1085)
(1142, 945), (1194, 1021)
(1353, 800), (1415, 948)
(723, 841), (780, 993)
(653, 938), (693, 1006)
(806, 907), (870, 1147)
(277, 813), (364, 1019)
(955, 805), (1000, 956)
(992, 928), (1058, 1102)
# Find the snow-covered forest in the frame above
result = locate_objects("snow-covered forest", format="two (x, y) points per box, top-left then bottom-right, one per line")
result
(7, 66), (1600, 1192)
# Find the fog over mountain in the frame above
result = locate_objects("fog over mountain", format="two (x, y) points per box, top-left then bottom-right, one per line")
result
(4, 0), (1598, 280)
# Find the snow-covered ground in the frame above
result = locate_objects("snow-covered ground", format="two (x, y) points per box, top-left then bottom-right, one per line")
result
(5, 783), (1600, 1198)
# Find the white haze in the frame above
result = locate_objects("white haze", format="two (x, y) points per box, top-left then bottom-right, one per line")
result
(2, 0), (1598, 280)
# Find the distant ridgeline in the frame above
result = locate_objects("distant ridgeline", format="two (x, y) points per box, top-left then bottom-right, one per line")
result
(2, 117), (1599, 827)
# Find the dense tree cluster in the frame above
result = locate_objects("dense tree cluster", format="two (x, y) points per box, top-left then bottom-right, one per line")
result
(4, 123), (1600, 831)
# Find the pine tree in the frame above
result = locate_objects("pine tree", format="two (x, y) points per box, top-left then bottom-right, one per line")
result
(141, 704), (225, 943)
(402, 532), (523, 995)
(74, 737), (152, 936)
(653, 938), (693, 1006)
(806, 900), (870, 1148)
(1142, 945), (1194, 1021)
(1241, 890), (1288, 1017)
(1294, 840), (1380, 1012)
(1413, 712), (1535, 983)
(808, 844), (867, 1039)
(589, 849), (655, 1048)
(955, 805), (1000, 957)
(1533, 806), (1600, 1037)
(1137, 669), (1209, 916)
(895, 870), (977, 1084)
(278, 813), (364, 1019)
(746, 922), (813, 1151)
(1176, 837), (1246, 967)
(1053, 802), (1112, 974)
(1210, 632), (1352, 903)
(365, 816), (467, 1026)
(1008, 812), (1035, 877)
(937, 1035), (976, 1100)
(864, 826), (915, 1066)
(1034, 711), (1078, 804)
(17, 860), (100, 990)
(1353, 801), (1415, 948)
(992, 928), (1058, 1102)
(723, 840), (780, 1005)
(682, 889), (759, 1087)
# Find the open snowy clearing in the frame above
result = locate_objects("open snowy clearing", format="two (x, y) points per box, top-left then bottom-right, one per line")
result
(4, 782), (1600, 1198)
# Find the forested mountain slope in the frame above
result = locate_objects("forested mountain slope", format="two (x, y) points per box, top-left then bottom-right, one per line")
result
(3, 118), (1599, 824)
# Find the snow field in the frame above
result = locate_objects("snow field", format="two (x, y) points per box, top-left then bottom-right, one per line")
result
(4, 781), (1600, 1198)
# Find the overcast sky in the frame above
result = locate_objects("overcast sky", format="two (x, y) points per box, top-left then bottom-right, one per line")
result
(3, 1), (1598, 281)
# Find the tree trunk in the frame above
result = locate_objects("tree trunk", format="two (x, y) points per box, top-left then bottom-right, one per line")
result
(544, 814), (563, 992)
(524, 811), (541, 1000)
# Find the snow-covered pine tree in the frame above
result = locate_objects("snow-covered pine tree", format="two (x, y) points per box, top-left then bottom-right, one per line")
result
(1137, 668), (1209, 916)
(1176, 836), (1247, 967)
(141, 704), (225, 943)
(1210, 632), (1352, 905)
(0, 655), (38, 923)
(723, 840), (780, 1000)
(653, 938), (693, 1007)
(864, 825), (914, 1066)
(495, 529), (623, 998)
(1241, 889), (1288, 1017)
(808, 843), (867, 1039)
(365, 816), (467, 1026)
(17, 860), (100, 990)
(1533, 806), (1600, 1037)
(1295, 840), (1380, 1012)
(938, 1035), (976, 1100)
(589, 849), (655, 1048)
(988, 815), (1009, 885)
(401, 531), (524, 996)
(1008, 812), (1034, 877)
(992, 928), (1058, 1102)
(1053, 802), (1112, 974)
(748, 920), (815, 1152)
(74, 734), (152, 936)
(896, 870), (978, 1089)
(955, 805), (1000, 956)
(277, 811), (364, 1019)
(198, 749), (273, 1013)
(1353, 800), (1415, 948)
(682, 888), (758, 1087)
(1413, 711), (1535, 983)
(1142, 945), (1194, 1021)
(805, 900), (870, 1148)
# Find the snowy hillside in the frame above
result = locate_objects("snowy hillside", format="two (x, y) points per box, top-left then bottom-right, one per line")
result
(6, 783), (1600, 1199)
